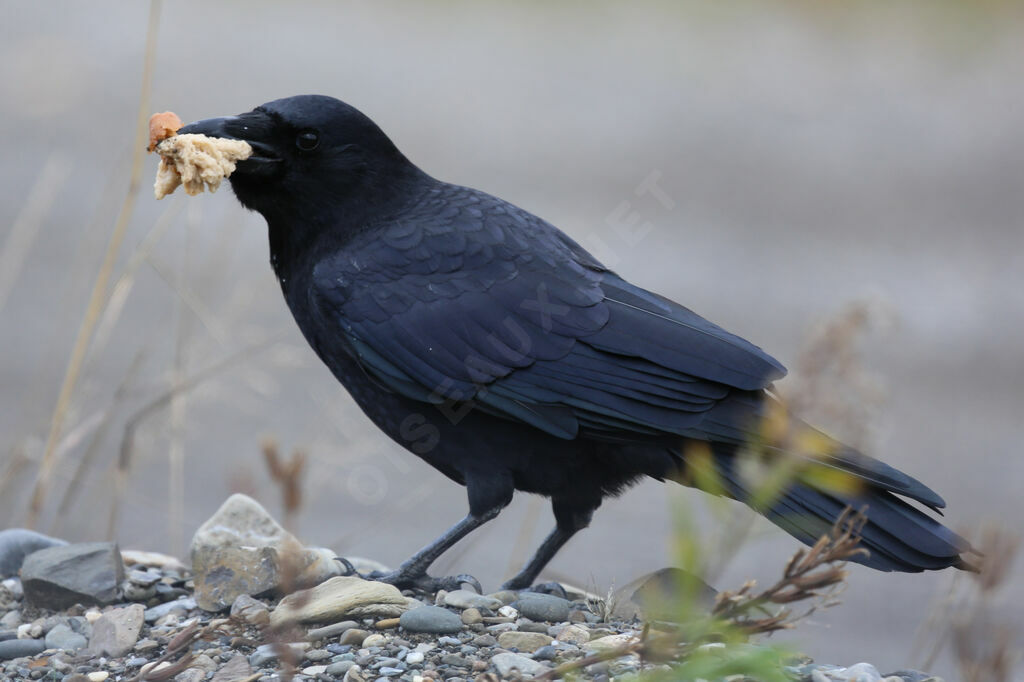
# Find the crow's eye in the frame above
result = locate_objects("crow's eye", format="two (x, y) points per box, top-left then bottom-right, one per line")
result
(295, 130), (320, 152)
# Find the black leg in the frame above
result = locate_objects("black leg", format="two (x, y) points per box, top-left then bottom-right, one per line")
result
(502, 501), (595, 591)
(341, 507), (501, 592)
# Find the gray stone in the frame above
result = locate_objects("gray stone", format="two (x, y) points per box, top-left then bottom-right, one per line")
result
(190, 493), (343, 611)
(513, 594), (571, 622)
(884, 672), (941, 682)
(1, 578), (23, 599)
(0, 638), (45, 660)
(144, 596), (196, 622)
(532, 644), (558, 660)
(89, 604), (145, 657)
(230, 593), (269, 626)
(491, 652), (549, 677)
(20, 542), (123, 609)
(837, 663), (883, 682)
(399, 605), (462, 634)
(325, 660), (356, 677)
(210, 653), (253, 682)
(497, 630), (553, 652)
(174, 669), (206, 682)
(442, 589), (503, 611)
(0, 529), (67, 578)
(306, 619), (359, 641)
(44, 623), (87, 651)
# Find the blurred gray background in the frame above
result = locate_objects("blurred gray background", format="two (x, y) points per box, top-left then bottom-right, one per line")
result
(2, 1), (1021, 677)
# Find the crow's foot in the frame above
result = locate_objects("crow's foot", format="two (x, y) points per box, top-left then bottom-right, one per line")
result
(501, 577), (567, 598)
(337, 558), (482, 594)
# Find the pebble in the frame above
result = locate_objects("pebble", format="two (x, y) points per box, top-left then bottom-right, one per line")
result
(405, 651), (425, 665)
(362, 633), (387, 647)
(497, 630), (554, 652)
(44, 623), (87, 651)
(143, 596), (196, 622)
(89, 603), (144, 657)
(307, 619), (360, 640)
(399, 605), (462, 634)
(556, 623), (591, 645)
(442, 589), (503, 610)
(460, 607), (482, 625)
(491, 652), (550, 677)
(0, 638), (45, 659)
(514, 594), (572, 622)
(339, 628), (371, 645)
(326, 660), (357, 676)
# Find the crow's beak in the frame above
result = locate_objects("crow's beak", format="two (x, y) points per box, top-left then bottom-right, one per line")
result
(178, 113), (282, 176)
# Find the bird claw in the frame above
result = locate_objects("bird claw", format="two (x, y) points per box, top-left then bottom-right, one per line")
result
(335, 558), (482, 594)
(335, 556), (371, 579)
(527, 581), (569, 598)
(410, 572), (483, 594)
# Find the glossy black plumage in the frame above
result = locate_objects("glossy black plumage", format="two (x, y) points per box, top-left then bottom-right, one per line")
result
(178, 95), (970, 588)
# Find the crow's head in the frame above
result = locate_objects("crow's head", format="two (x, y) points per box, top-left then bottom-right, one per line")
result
(179, 95), (421, 227)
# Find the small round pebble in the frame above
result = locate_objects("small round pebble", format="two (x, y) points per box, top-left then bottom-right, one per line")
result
(399, 606), (462, 634)
(514, 594), (571, 622)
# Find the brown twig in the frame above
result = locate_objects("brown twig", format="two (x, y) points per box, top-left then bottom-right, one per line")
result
(536, 509), (867, 680)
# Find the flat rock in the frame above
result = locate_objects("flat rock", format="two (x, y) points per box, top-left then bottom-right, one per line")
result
(270, 576), (410, 627)
(190, 493), (343, 611)
(497, 630), (553, 652)
(89, 604), (144, 657)
(587, 632), (640, 652)
(0, 529), (67, 577)
(442, 589), (503, 610)
(0, 638), (45, 660)
(398, 605), (463, 634)
(513, 593), (571, 622)
(490, 652), (549, 677)
(21, 542), (123, 609)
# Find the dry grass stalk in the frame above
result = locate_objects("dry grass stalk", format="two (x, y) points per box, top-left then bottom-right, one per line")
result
(26, 0), (163, 529)
(922, 525), (1020, 682)
(262, 438), (306, 533)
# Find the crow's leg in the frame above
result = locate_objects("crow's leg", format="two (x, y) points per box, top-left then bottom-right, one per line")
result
(502, 500), (596, 591)
(341, 473), (512, 593)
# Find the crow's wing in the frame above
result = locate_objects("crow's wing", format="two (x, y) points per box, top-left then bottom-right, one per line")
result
(310, 184), (785, 440)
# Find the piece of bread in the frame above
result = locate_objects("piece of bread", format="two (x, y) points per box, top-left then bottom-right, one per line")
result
(148, 111), (253, 199)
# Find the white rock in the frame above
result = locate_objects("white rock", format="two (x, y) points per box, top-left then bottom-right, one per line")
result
(406, 651), (425, 664)
(497, 605), (519, 618)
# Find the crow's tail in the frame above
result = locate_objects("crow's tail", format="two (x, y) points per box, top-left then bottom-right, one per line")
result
(682, 440), (973, 572)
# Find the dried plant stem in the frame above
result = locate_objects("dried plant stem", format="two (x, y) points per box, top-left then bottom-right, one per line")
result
(0, 153), (73, 312)
(27, 0), (162, 528)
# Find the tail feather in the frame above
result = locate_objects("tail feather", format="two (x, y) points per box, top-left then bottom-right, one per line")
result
(703, 444), (970, 572)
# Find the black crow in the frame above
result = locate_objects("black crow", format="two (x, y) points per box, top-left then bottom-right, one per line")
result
(178, 95), (970, 591)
